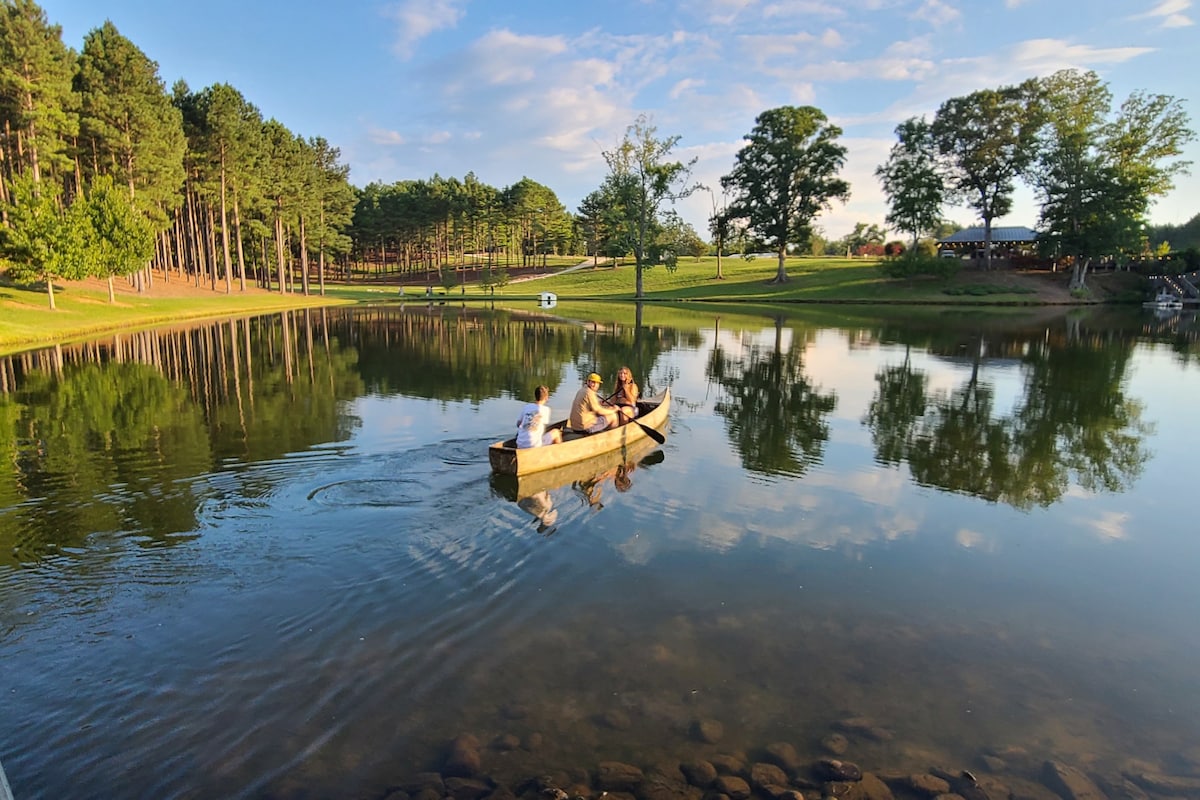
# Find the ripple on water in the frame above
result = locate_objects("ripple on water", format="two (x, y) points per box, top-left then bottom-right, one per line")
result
(438, 437), (493, 466)
(306, 477), (431, 508)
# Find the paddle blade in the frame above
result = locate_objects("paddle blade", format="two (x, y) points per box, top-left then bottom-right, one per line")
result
(637, 420), (666, 445)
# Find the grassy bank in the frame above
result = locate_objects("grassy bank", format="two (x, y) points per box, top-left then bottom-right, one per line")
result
(0, 275), (359, 355)
(1, 257), (1145, 354)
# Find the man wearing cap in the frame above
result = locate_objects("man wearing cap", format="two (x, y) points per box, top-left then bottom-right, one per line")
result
(568, 372), (620, 434)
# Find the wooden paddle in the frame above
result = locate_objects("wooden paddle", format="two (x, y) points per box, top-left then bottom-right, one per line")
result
(617, 407), (666, 445)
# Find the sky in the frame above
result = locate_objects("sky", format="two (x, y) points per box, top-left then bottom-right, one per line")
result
(39, 0), (1200, 240)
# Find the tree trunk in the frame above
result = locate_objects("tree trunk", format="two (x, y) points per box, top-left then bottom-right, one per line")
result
(1069, 256), (1091, 292)
(298, 214), (311, 296)
(772, 248), (789, 283)
(219, 157), (233, 294)
(206, 204), (219, 291)
(983, 217), (994, 270)
(108, 276), (115, 303)
(318, 207), (327, 296)
(233, 193), (247, 292)
(274, 211), (287, 293)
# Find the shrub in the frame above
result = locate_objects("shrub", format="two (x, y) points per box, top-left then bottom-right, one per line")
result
(879, 253), (961, 279)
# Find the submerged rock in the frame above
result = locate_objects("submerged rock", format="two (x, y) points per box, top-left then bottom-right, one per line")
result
(691, 718), (724, 744)
(445, 733), (483, 778)
(833, 718), (894, 742)
(709, 754), (746, 776)
(712, 775), (751, 800)
(1041, 761), (1108, 800)
(679, 760), (718, 788)
(596, 761), (645, 792)
(820, 734), (849, 757)
(749, 762), (789, 790)
(815, 759), (863, 783)
(1124, 770), (1200, 796)
(765, 742), (803, 773)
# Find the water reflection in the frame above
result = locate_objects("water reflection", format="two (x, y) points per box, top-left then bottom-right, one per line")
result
(491, 436), (665, 529)
(707, 317), (836, 477)
(1, 304), (1197, 800)
(863, 328), (1150, 508)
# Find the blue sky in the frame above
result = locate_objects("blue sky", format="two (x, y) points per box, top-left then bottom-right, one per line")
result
(41, 0), (1199, 240)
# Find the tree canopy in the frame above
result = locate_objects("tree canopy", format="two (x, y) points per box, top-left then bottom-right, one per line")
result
(600, 114), (698, 298)
(876, 116), (944, 249)
(721, 106), (849, 283)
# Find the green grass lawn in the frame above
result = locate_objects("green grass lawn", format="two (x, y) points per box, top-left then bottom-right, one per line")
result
(0, 278), (356, 355)
(461, 255), (1068, 304)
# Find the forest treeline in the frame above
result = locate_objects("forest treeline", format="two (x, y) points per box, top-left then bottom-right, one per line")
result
(0, 0), (605, 308)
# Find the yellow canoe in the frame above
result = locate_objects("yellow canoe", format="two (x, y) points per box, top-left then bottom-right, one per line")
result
(488, 389), (670, 477)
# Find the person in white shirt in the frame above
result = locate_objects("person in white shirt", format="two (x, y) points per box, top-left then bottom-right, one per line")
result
(515, 385), (563, 448)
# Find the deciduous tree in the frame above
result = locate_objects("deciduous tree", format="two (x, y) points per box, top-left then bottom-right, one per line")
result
(601, 114), (698, 297)
(721, 106), (849, 283)
(876, 116), (944, 249)
(931, 82), (1042, 269)
(1, 174), (89, 308)
(1032, 69), (1194, 289)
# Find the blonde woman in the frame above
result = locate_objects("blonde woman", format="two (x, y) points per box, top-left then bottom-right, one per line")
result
(609, 366), (640, 421)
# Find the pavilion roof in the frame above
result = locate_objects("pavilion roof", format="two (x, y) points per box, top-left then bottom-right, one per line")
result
(938, 226), (1039, 245)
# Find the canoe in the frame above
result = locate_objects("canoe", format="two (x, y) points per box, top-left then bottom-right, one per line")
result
(488, 388), (670, 477)
(490, 431), (664, 500)
(1, 755), (12, 800)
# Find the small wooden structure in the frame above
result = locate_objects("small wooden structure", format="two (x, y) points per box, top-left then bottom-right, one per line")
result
(489, 389), (670, 477)
(938, 226), (1039, 259)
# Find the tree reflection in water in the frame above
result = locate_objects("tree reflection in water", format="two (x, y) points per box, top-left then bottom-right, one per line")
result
(707, 318), (837, 477)
(864, 328), (1149, 508)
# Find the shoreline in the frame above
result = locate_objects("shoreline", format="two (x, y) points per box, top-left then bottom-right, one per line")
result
(0, 266), (1157, 354)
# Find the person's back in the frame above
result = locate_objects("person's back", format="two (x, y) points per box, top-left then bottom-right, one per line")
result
(515, 385), (562, 448)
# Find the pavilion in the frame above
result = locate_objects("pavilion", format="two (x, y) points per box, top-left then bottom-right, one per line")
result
(938, 226), (1039, 258)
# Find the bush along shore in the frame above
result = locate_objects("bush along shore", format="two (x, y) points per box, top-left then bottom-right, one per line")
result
(361, 717), (1200, 800)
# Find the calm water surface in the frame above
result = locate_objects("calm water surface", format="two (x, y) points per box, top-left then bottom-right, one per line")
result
(1, 303), (1198, 799)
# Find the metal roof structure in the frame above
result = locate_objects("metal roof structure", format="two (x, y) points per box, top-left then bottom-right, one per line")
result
(938, 226), (1039, 244)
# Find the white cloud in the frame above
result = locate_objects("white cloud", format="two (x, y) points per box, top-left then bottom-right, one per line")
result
(819, 28), (846, 48)
(955, 528), (988, 549)
(385, 0), (467, 59)
(695, 0), (759, 25)
(762, 0), (849, 19)
(669, 77), (706, 100)
(911, 0), (962, 26)
(1082, 511), (1131, 541)
(368, 127), (407, 146)
(1132, 0), (1195, 27)
(791, 56), (937, 83)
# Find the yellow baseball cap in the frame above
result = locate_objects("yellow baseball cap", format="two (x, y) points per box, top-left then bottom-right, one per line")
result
(587, 372), (602, 384)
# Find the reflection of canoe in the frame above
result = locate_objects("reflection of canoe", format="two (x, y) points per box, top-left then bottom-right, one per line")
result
(488, 389), (670, 477)
(490, 432), (664, 501)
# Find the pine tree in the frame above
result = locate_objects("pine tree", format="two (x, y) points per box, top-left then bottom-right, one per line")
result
(0, 0), (77, 187)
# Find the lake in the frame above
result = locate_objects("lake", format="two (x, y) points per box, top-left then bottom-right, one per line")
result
(1, 302), (1198, 800)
